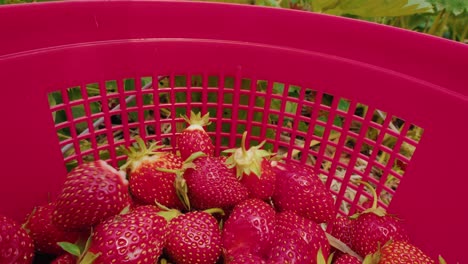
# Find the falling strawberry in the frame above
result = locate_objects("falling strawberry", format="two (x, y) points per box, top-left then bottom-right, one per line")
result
(363, 240), (435, 264)
(52, 160), (130, 231)
(83, 205), (168, 264)
(349, 180), (409, 257)
(23, 203), (83, 255)
(222, 198), (275, 259)
(165, 210), (223, 264)
(0, 215), (34, 264)
(121, 136), (185, 209)
(271, 162), (335, 224)
(224, 131), (276, 200)
(177, 111), (215, 160)
(182, 156), (249, 210)
(268, 211), (330, 264)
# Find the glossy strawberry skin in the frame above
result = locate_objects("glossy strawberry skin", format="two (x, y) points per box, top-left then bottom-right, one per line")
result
(177, 111), (215, 161)
(51, 253), (76, 264)
(378, 241), (435, 264)
(226, 252), (267, 264)
(240, 159), (276, 200)
(24, 203), (82, 255)
(178, 129), (214, 161)
(165, 211), (222, 264)
(329, 215), (353, 248)
(52, 160), (130, 231)
(222, 198), (275, 258)
(184, 156), (249, 210)
(128, 152), (184, 209)
(334, 253), (361, 264)
(87, 206), (167, 264)
(272, 162), (335, 224)
(350, 212), (409, 257)
(268, 211), (330, 264)
(0, 215), (34, 264)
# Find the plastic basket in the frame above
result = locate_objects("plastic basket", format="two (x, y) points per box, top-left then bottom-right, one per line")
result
(1, 0), (467, 262)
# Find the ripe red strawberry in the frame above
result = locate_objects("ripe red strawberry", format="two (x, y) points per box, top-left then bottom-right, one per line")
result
(177, 111), (215, 160)
(225, 252), (266, 264)
(122, 136), (185, 209)
(364, 241), (435, 264)
(222, 198), (275, 258)
(23, 203), (83, 255)
(271, 162), (335, 224)
(183, 156), (249, 210)
(329, 215), (353, 247)
(334, 253), (361, 264)
(165, 211), (222, 264)
(0, 215), (34, 264)
(52, 160), (130, 231)
(349, 181), (409, 257)
(224, 132), (275, 200)
(268, 211), (330, 264)
(83, 205), (168, 264)
(51, 253), (76, 264)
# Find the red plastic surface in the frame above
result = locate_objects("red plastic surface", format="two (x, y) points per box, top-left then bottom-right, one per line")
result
(0, 1), (467, 262)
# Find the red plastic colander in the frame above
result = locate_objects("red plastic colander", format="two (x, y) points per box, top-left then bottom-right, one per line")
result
(1, 1), (467, 262)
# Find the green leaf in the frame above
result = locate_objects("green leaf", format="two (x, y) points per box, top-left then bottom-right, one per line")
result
(57, 242), (81, 257)
(48, 94), (57, 121)
(429, 0), (468, 15)
(325, 0), (434, 17)
(313, 0), (339, 12)
(338, 98), (350, 112)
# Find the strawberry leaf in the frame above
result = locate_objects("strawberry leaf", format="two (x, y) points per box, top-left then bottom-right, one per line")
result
(324, 0), (434, 17)
(58, 242), (81, 257)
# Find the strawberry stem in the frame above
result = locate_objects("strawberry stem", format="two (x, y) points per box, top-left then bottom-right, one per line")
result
(203, 208), (225, 216)
(353, 180), (378, 209)
(241, 131), (248, 156)
(183, 151), (206, 164)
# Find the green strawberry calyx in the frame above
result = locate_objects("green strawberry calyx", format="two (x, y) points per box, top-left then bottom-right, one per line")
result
(350, 180), (386, 219)
(181, 111), (212, 131)
(316, 248), (334, 264)
(156, 151), (207, 211)
(119, 136), (166, 172)
(155, 201), (183, 222)
(223, 131), (274, 180)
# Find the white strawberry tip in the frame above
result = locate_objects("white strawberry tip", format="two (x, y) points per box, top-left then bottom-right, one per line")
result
(186, 123), (205, 131)
(98, 160), (129, 186)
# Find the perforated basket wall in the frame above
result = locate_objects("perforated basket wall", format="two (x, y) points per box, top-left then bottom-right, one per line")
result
(0, 1), (467, 262)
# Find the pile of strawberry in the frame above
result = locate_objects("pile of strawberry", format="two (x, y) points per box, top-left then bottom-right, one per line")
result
(1, 111), (446, 264)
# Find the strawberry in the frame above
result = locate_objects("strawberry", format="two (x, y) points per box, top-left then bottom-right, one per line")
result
(51, 253), (76, 264)
(271, 162), (335, 224)
(334, 253), (361, 264)
(222, 198), (275, 258)
(83, 205), (168, 264)
(165, 210), (222, 264)
(121, 136), (185, 209)
(52, 160), (130, 231)
(329, 215), (353, 247)
(224, 131), (276, 200)
(225, 252), (267, 264)
(349, 181), (409, 257)
(183, 156), (249, 210)
(177, 111), (215, 160)
(268, 211), (330, 264)
(23, 203), (83, 255)
(364, 240), (434, 264)
(0, 215), (34, 264)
